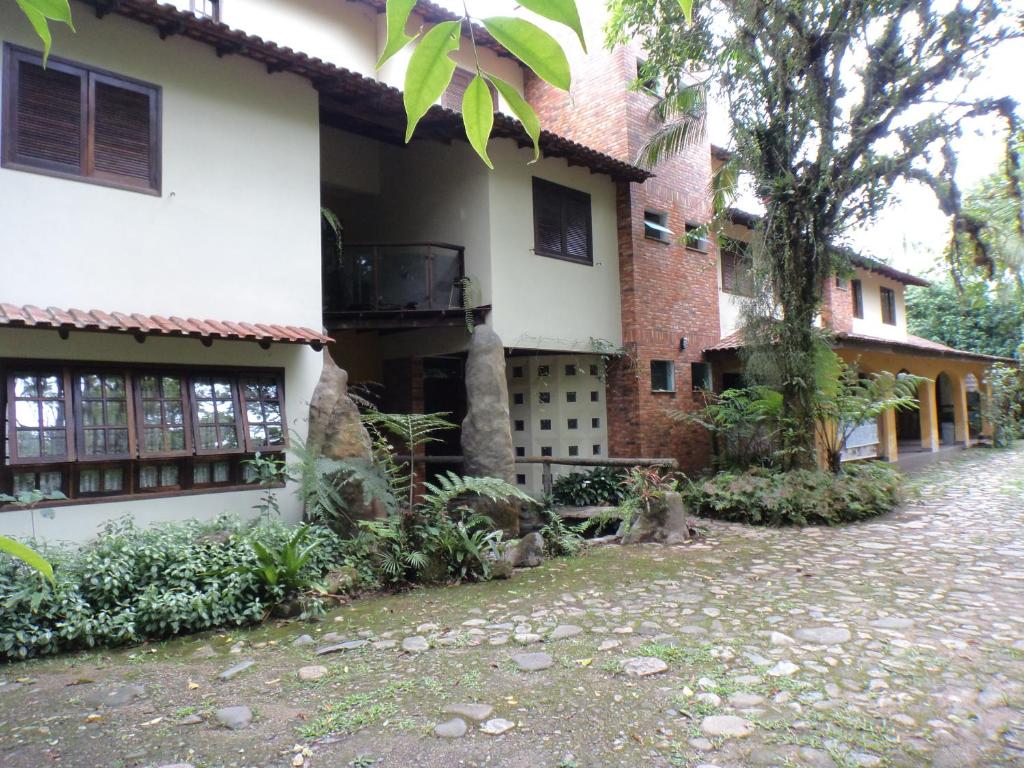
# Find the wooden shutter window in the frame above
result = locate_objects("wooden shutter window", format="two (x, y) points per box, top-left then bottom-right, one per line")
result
(5, 54), (86, 173)
(2, 44), (160, 194)
(443, 68), (498, 112)
(532, 178), (594, 265)
(91, 76), (157, 188)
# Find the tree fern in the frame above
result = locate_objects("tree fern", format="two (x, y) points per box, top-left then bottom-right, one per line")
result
(361, 411), (456, 508)
(420, 471), (534, 515)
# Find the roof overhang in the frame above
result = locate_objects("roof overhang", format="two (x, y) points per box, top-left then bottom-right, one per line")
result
(834, 332), (1014, 364)
(79, 0), (650, 183)
(0, 303), (333, 349)
(350, 0), (512, 59)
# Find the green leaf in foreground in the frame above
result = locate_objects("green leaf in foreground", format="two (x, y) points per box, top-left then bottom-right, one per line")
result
(677, 0), (694, 25)
(15, 0), (74, 63)
(462, 74), (495, 168)
(487, 73), (542, 162)
(403, 20), (461, 143)
(482, 16), (571, 91)
(515, 0), (587, 53)
(0, 535), (54, 585)
(376, 0), (418, 69)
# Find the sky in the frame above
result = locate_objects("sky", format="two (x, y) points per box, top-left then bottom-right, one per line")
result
(442, 0), (1023, 278)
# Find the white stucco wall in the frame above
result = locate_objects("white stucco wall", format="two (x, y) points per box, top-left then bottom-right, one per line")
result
(0, 329), (322, 543)
(851, 269), (908, 341)
(0, 8), (324, 542)
(488, 141), (623, 352)
(0, 6), (322, 329)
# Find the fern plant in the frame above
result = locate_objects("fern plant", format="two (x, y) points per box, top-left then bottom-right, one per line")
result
(361, 411), (456, 508)
(420, 471), (533, 514)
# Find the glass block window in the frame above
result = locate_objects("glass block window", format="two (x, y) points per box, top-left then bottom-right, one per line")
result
(592, 444), (602, 456)
(568, 445), (579, 457)
(589, 365), (599, 376)
(513, 393), (524, 406)
(566, 391), (577, 403)
(592, 417), (601, 428)
(137, 373), (188, 457)
(516, 474), (526, 485)
(540, 419), (552, 430)
(541, 446), (553, 457)
(591, 391), (599, 402)
(512, 366), (524, 378)
(565, 364), (577, 376)
(567, 418), (578, 430)
(515, 446), (526, 457)
(514, 420), (525, 431)
(539, 392), (551, 404)
(538, 365), (550, 377)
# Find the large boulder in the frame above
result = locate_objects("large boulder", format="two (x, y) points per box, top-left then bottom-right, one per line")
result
(503, 531), (545, 568)
(621, 492), (697, 546)
(461, 327), (520, 535)
(306, 352), (386, 534)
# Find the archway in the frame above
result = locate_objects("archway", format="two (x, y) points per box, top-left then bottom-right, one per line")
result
(894, 368), (921, 444)
(935, 372), (956, 445)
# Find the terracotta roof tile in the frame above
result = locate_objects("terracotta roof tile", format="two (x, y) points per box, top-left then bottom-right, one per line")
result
(703, 328), (1011, 363)
(0, 303), (332, 348)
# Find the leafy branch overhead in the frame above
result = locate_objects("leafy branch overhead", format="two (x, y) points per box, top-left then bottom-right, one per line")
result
(379, 0), (586, 167)
(14, 0), (74, 62)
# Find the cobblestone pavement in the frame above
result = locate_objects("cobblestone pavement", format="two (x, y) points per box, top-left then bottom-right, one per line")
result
(1, 447), (1023, 768)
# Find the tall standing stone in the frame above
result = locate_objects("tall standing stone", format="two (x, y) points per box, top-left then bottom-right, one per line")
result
(306, 352), (386, 533)
(461, 327), (520, 535)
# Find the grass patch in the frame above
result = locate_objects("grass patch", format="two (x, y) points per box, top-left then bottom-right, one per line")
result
(299, 680), (415, 739)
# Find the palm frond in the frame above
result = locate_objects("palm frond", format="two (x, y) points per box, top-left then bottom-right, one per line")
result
(637, 84), (708, 169)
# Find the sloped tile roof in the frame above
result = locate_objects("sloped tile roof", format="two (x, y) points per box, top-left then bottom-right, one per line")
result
(704, 328), (1012, 363)
(0, 303), (332, 347)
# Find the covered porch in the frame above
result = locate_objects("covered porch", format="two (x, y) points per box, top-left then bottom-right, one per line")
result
(833, 332), (1005, 466)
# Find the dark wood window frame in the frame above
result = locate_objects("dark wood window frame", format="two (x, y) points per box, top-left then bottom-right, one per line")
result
(1, 361), (286, 509)
(721, 250), (753, 296)
(852, 279), (864, 319)
(880, 286), (897, 325)
(532, 177), (594, 265)
(1, 44), (162, 195)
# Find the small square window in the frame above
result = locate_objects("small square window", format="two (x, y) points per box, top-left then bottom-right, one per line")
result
(835, 276), (849, 290)
(516, 446), (526, 457)
(513, 366), (524, 378)
(589, 364), (599, 376)
(565, 364), (577, 376)
(592, 444), (602, 456)
(516, 474), (527, 485)
(685, 223), (710, 253)
(514, 420), (525, 431)
(592, 417), (601, 428)
(651, 360), (676, 393)
(538, 365), (550, 377)
(540, 419), (552, 430)
(541, 446), (553, 457)
(691, 362), (712, 392)
(513, 392), (525, 406)
(567, 418), (578, 430)
(566, 391), (577, 403)
(568, 445), (579, 457)
(644, 210), (672, 243)
(591, 391), (599, 402)
(539, 392), (551, 404)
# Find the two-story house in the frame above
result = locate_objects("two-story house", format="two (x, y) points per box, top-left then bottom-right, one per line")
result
(0, 0), (649, 538)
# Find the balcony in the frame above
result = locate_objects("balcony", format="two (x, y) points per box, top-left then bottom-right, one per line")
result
(323, 243), (487, 330)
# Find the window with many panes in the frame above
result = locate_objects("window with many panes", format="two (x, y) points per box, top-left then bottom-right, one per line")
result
(2, 45), (161, 194)
(1, 363), (285, 506)
(532, 177), (593, 264)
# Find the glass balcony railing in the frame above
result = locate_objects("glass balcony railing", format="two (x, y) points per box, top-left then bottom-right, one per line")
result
(323, 243), (465, 314)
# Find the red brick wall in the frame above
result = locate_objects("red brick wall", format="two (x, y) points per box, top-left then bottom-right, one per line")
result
(822, 277), (854, 333)
(527, 25), (721, 474)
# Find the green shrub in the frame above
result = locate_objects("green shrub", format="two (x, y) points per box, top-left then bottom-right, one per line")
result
(0, 517), (345, 661)
(683, 461), (902, 526)
(551, 467), (626, 506)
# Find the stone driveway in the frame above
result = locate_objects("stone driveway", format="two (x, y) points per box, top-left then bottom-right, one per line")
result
(1, 447), (1023, 768)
